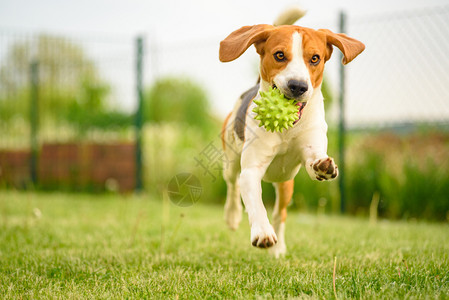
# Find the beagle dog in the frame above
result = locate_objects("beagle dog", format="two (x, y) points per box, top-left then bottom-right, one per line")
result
(219, 23), (364, 257)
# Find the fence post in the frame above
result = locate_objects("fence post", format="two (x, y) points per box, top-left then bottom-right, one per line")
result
(30, 60), (39, 186)
(338, 11), (347, 213)
(135, 36), (144, 192)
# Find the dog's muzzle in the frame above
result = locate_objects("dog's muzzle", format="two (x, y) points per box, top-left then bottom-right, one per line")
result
(272, 83), (307, 125)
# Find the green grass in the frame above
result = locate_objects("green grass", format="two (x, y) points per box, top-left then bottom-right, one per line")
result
(0, 191), (448, 299)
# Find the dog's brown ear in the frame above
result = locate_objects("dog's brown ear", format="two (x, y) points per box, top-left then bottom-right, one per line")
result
(318, 29), (365, 64)
(219, 24), (274, 62)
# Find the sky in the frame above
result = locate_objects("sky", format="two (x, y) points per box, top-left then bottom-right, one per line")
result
(1, 0), (448, 126)
(1, 0), (445, 40)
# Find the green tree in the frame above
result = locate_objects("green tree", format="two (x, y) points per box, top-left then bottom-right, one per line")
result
(144, 77), (219, 135)
(0, 34), (110, 123)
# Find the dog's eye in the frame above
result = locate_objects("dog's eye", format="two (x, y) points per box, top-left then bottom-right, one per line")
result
(310, 55), (320, 65)
(274, 51), (286, 62)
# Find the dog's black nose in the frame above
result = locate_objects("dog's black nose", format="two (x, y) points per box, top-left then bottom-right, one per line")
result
(287, 80), (308, 97)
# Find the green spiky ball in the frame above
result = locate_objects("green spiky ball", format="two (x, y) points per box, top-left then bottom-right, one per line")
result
(252, 87), (299, 132)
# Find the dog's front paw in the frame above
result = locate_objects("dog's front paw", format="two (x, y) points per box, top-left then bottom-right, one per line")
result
(250, 222), (278, 248)
(311, 157), (338, 181)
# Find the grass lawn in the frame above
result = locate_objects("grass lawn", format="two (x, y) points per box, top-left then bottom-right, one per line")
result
(0, 191), (448, 299)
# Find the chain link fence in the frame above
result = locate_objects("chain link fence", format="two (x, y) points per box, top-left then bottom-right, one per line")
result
(347, 6), (449, 129)
(341, 6), (449, 219)
(0, 31), (141, 191)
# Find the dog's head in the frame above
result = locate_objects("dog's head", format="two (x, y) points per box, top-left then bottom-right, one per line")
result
(219, 25), (365, 102)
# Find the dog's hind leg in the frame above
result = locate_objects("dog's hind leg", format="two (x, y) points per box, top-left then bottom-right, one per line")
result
(221, 113), (243, 231)
(269, 179), (294, 258)
(223, 158), (242, 231)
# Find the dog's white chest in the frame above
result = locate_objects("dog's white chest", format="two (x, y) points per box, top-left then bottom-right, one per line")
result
(262, 131), (304, 182)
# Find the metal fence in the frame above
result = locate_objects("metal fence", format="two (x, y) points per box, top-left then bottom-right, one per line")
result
(347, 6), (449, 129)
(0, 31), (139, 141)
(339, 6), (449, 217)
(0, 31), (143, 191)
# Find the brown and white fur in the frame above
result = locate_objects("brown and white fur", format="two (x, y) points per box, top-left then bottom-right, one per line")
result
(219, 19), (365, 257)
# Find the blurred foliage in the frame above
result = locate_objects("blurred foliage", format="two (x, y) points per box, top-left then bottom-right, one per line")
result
(144, 77), (220, 138)
(143, 122), (225, 205)
(143, 76), (223, 201)
(286, 130), (449, 221)
(0, 34), (131, 131)
(65, 80), (132, 133)
(0, 35), (93, 93)
(345, 131), (449, 221)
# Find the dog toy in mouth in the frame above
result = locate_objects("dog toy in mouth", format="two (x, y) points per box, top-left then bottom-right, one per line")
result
(252, 87), (304, 132)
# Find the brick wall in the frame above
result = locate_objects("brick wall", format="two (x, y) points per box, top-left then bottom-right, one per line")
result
(0, 143), (136, 192)
(0, 150), (31, 188)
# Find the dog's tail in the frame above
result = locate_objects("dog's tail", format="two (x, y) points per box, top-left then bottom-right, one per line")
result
(273, 6), (307, 26)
